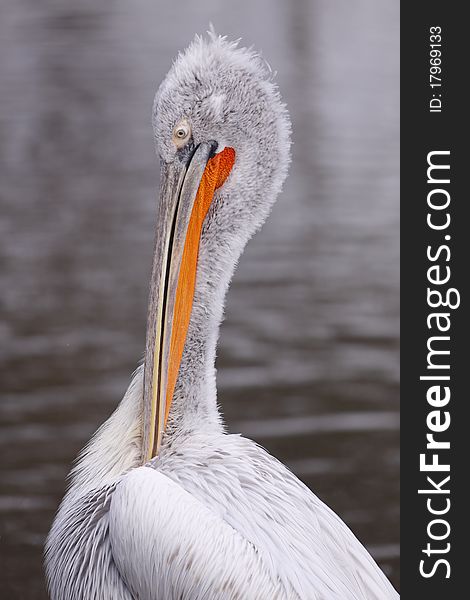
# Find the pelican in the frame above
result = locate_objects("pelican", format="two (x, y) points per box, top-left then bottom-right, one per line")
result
(45, 33), (399, 599)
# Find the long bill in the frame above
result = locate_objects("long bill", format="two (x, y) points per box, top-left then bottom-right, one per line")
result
(142, 142), (235, 462)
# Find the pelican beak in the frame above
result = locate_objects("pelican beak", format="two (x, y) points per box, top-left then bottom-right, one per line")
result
(142, 142), (235, 462)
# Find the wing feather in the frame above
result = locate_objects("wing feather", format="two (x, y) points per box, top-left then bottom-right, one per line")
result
(109, 467), (296, 600)
(154, 433), (399, 599)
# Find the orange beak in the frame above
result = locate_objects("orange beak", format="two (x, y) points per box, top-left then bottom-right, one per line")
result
(143, 143), (235, 461)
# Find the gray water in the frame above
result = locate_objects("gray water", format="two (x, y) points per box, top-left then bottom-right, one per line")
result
(0, 1), (399, 597)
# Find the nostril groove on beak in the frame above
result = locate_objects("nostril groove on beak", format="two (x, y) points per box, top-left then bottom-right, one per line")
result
(208, 140), (218, 159)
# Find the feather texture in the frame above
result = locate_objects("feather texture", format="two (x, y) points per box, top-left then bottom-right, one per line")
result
(45, 32), (399, 599)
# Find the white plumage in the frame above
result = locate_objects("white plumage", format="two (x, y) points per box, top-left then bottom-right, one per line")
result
(47, 366), (398, 599)
(45, 32), (399, 599)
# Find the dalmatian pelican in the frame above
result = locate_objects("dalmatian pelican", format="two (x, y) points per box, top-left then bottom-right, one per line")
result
(45, 32), (399, 599)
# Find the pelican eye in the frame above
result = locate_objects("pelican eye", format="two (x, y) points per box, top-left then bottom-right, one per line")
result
(172, 120), (191, 148)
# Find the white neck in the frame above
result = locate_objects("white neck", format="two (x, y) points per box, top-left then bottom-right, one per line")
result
(69, 218), (239, 495)
(68, 367), (144, 497)
(163, 238), (234, 439)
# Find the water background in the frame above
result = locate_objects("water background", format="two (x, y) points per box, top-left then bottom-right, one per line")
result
(0, 1), (399, 597)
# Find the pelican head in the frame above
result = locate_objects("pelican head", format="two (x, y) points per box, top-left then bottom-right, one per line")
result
(142, 33), (291, 461)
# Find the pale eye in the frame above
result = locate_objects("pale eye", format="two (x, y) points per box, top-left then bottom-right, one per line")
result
(172, 120), (191, 147)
